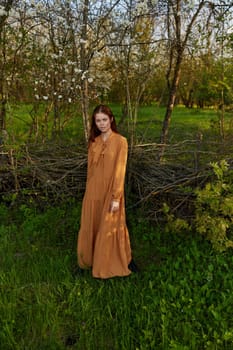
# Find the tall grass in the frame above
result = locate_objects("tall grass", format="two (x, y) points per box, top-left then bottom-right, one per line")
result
(1, 201), (233, 349)
(5, 102), (232, 145)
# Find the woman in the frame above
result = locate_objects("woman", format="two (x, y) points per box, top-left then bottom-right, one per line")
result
(77, 104), (135, 279)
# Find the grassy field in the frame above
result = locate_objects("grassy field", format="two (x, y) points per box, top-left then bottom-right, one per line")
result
(1, 200), (233, 350)
(5, 102), (233, 145)
(1, 103), (233, 349)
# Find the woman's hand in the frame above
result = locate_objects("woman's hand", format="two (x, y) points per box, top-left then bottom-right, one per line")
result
(110, 200), (120, 213)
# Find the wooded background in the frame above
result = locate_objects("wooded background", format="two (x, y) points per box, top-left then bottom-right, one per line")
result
(0, 0), (232, 144)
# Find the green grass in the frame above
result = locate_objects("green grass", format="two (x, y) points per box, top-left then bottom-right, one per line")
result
(5, 102), (233, 145)
(5, 102), (85, 145)
(133, 105), (232, 143)
(1, 201), (233, 349)
(2, 102), (233, 349)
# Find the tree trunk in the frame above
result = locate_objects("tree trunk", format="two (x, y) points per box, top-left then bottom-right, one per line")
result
(160, 56), (182, 145)
(158, 0), (206, 161)
(80, 0), (90, 142)
(0, 1), (15, 135)
(52, 75), (60, 139)
(0, 99), (6, 131)
(81, 78), (90, 142)
(0, 26), (6, 133)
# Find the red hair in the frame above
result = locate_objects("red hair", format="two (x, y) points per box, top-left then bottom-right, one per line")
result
(88, 105), (118, 144)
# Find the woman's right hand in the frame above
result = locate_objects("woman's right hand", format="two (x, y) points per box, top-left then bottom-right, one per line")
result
(110, 200), (120, 213)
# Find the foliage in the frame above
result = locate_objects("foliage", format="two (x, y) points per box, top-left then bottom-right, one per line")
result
(162, 202), (191, 234)
(1, 0), (233, 142)
(194, 160), (233, 251)
(162, 160), (233, 252)
(1, 200), (233, 349)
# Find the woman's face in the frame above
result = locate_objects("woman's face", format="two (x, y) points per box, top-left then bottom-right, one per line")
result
(95, 112), (112, 133)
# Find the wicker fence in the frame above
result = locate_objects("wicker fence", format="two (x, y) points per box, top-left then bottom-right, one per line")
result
(0, 139), (233, 217)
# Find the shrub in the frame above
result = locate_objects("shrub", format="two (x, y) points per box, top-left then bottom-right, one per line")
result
(194, 160), (233, 251)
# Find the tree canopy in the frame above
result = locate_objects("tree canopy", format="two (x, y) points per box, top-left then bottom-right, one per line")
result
(0, 0), (232, 141)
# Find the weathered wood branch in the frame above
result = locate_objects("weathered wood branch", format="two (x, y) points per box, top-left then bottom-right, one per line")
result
(0, 139), (232, 216)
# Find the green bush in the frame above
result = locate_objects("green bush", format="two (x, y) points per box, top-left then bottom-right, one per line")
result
(194, 160), (233, 251)
(162, 160), (233, 251)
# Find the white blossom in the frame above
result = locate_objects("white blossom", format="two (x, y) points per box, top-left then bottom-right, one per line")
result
(81, 71), (88, 80)
(187, 0), (195, 10)
(0, 9), (7, 17)
(135, 1), (148, 16)
(0, 6), (7, 17)
(74, 68), (82, 73)
(43, 96), (48, 100)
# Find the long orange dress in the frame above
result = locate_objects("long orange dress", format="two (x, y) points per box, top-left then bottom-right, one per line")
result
(77, 132), (132, 279)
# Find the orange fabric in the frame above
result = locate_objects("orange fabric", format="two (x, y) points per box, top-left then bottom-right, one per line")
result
(77, 132), (132, 279)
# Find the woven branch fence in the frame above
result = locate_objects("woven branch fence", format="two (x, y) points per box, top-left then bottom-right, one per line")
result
(0, 138), (233, 218)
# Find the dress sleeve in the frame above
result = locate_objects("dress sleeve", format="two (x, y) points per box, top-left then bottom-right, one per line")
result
(112, 137), (128, 202)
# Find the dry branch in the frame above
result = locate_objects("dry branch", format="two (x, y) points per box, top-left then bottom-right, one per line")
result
(0, 139), (233, 214)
